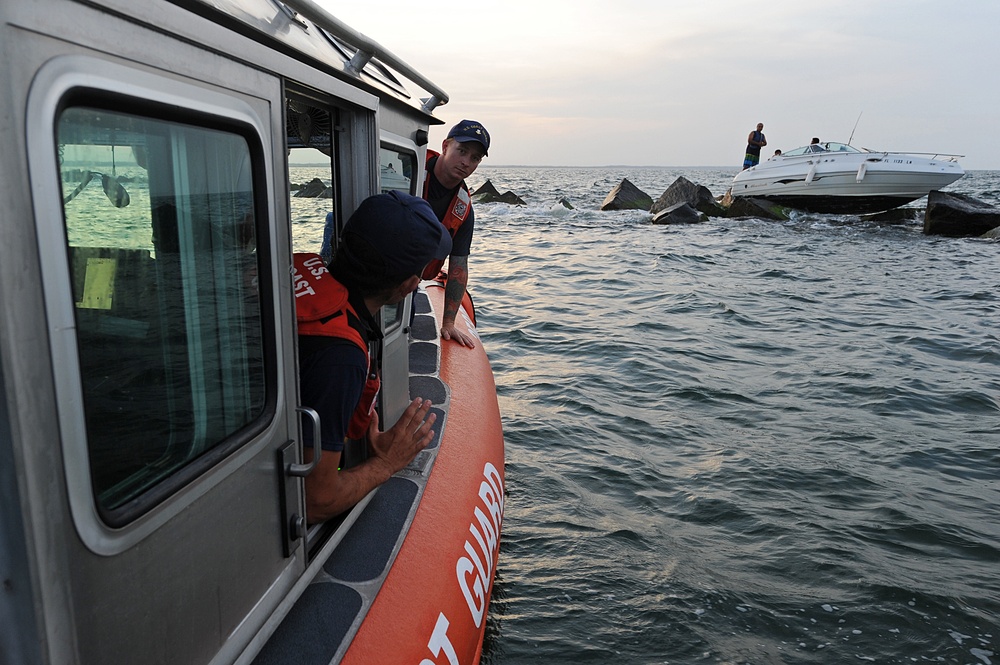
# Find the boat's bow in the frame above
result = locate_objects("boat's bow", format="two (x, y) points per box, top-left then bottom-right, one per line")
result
(339, 284), (505, 664)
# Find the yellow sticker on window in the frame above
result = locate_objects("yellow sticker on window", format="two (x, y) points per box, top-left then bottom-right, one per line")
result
(78, 257), (116, 310)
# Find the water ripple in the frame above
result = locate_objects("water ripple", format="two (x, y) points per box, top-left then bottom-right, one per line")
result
(461, 167), (1000, 664)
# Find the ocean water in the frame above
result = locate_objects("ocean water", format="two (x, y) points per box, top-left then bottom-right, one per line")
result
(287, 165), (999, 664)
(452, 167), (1000, 665)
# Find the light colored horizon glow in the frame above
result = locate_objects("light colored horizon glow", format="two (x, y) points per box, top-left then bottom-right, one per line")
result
(321, 0), (1000, 170)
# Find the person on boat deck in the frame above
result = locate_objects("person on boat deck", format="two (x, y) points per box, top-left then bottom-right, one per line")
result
(809, 137), (824, 153)
(742, 122), (767, 169)
(298, 191), (451, 523)
(422, 119), (490, 349)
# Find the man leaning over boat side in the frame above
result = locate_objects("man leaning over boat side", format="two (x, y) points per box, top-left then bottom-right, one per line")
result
(296, 191), (451, 523)
(422, 119), (490, 348)
(743, 122), (767, 169)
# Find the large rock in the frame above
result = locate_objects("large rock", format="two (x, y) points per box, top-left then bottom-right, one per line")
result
(651, 176), (725, 217)
(924, 191), (1000, 237)
(487, 191), (526, 205)
(471, 179), (525, 204)
(600, 178), (653, 211)
(294, 177), (332, 198)
(502, 191), (526, 205)
(470, 179), (502, 198)
(651, 202), (706, 225)
(725, 197), (790, 221)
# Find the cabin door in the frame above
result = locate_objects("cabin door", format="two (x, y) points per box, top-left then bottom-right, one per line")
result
(27, 54), (305, 664)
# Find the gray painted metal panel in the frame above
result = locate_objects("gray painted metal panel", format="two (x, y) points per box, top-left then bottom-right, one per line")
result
(2, 4), (300, 664)
(0, 368), (45, 665)
(0, 0), (448, 663)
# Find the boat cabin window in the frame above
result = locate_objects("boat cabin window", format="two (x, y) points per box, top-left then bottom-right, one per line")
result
(783, 142), (861, 157)
(783, 145), (821, 156)
(379, 146), (415, 195)
(57, 106), (268, 523)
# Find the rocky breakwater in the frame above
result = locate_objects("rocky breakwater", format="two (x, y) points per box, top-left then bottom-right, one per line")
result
(470, 180), (526, 205)
(649, 176), (728, 225)
(923, 191), (1000, 238)
(598, 176), (789, 224)
(469, 178), (578, 212)
(599, 178), (653, 212)
(599, 176), (998, 238)
(292, 178), (333, 198)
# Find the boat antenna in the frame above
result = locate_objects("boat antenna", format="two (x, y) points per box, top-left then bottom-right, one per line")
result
(848, 111), (863, 146)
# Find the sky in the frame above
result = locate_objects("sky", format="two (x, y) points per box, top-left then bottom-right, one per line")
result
(323, 0), (1000, 170)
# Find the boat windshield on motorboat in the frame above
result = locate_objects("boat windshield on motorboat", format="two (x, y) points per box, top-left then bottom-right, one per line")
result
(731, 141), (964, 213)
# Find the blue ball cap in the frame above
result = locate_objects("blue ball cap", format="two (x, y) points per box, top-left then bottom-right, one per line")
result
(447, 119), (490, 156)
(342, 191), (451, 282)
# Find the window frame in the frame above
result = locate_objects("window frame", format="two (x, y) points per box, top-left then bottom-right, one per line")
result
(377, 140), (419, 337)
(27, 55), (281, 555)
(58, 104), (271, 525)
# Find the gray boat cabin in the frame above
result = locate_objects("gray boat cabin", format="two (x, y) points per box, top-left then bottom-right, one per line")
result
(0, 0), (456, 662)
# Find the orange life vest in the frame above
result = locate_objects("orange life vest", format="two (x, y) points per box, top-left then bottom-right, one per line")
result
(293, 252), (379, 441)
(422, 151), (471, 279)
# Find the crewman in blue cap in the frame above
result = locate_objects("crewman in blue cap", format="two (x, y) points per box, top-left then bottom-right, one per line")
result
(422, 119), (491, 348)
(295, 191), (452, 523)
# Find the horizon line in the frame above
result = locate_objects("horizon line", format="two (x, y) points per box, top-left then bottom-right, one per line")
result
(288, 163), (998, 171)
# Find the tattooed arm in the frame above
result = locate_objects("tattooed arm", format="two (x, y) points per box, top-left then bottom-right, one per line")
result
(440, 254), (476, 348)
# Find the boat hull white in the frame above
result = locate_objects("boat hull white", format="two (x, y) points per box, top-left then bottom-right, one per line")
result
(731, 145), (964, 214)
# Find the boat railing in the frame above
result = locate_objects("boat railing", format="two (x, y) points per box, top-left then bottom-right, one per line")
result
(277, 0), (449, 113)
(862, 149), (964, 162)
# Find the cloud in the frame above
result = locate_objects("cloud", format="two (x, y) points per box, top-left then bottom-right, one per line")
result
(324, 0), (1000, 168)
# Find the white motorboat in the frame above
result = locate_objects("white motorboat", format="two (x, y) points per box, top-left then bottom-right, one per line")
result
(731, 141), (965, 213)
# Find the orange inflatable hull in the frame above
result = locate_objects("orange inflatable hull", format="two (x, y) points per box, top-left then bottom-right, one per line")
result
(341, 284), (505, 665)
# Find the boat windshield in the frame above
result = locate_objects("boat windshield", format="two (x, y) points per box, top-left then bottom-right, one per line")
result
(782, 142), (862, 156)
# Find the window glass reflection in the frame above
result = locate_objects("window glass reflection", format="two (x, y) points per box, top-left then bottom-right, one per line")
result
(58, 107), (266, 515)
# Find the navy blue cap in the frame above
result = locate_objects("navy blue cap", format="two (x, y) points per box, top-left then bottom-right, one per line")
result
(447, 119), (490, 156)
(341, 191), (451, 283)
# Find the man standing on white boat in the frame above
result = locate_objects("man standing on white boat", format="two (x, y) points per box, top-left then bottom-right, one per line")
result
(422, 119), (491, 349)
(743, 122), (767, 169)
(296, 192), (451, 523)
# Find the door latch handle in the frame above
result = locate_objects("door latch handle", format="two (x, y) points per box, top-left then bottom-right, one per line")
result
(288, 406), (321, 477)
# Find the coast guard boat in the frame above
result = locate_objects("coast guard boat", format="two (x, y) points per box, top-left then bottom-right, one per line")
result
(731, 141), (965, 213)
(0, 0), (504, 664)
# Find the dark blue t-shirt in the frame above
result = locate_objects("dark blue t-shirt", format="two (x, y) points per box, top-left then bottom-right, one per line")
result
(298, 337), (367, 452)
